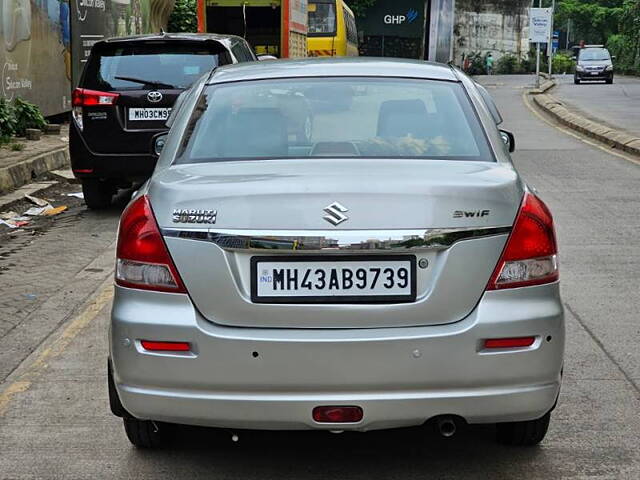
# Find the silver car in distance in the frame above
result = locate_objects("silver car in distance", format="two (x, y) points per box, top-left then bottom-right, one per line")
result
(109, 58), (564, 449)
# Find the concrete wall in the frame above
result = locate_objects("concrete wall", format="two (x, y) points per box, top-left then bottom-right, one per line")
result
(453, 1), (530, 63)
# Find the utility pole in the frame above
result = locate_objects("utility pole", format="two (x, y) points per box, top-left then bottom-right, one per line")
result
(536, 0), (541, 89)
(548, 0), (555, 78)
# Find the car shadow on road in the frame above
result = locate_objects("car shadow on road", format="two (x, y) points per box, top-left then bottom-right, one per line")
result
(124, 423), (554, 478)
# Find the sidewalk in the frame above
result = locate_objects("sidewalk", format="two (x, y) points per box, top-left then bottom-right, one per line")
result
(0, 126), (70, 194)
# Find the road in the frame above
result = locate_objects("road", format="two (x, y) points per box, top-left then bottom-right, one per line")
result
(1, 74), (640, 478)
(553, 73), (640, 137)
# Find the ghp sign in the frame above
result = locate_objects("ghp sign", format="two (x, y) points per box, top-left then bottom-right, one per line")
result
(384, 8), (419, 25)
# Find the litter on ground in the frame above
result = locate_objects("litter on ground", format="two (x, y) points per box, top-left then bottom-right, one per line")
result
(24, 194), (50, 207)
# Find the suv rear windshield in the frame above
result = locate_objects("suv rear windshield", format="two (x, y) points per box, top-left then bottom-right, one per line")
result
(175, 77), (494, 163)
(579, 48), (611, 61)
(308, 1), (337, 35)
(82, 42), (227, 91)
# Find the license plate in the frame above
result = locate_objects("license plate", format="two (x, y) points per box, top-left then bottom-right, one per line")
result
(251, 255), (416, 304)
(128, 108), (171, 121)
(590, 71), (599, 75)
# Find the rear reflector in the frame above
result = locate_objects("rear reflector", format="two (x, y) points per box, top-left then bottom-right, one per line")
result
(312, 406), (363, 423)
(484, 337), (535, 349)
(73, 168), (93, 174)
(141, 341), (191, 352)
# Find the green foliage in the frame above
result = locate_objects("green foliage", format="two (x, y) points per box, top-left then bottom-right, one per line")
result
(349, 0), (377, 17)
(555, 0), (624, 44)
(13, 98), (46, 136)
(10, 142), (25, 151)
(0, 98), (17, 137)
(168, 0), (198, 33)
(552, 53), (576, 73)
(495, 54), (524, 74)
(607, 0), (640, 74)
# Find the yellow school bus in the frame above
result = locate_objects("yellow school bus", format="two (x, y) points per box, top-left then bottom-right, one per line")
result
(307, 0), (359, 57)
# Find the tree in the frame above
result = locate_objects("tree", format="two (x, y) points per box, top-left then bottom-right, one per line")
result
(555, 0), (624, 44)
(348, 0), (377, 17)
(168, 0), (198, 33)
(607, 0), (640, 73)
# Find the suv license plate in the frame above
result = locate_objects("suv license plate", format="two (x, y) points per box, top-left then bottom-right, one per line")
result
(251, 255), (417, 304)
(128, 108), (171, 121)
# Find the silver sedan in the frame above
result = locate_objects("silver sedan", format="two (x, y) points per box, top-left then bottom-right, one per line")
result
(108, 58), (564, 449)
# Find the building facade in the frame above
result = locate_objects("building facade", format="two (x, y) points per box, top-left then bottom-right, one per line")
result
(356, 0), (530, 65)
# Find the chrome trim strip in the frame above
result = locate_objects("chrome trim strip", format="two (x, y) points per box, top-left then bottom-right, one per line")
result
(161, 226), (511, 252)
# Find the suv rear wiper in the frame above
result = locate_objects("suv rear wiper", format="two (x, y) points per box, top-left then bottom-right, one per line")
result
(114, 76), (175, 89)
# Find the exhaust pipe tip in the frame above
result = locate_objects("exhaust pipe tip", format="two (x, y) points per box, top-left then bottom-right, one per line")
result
(436, 417), (457, 438)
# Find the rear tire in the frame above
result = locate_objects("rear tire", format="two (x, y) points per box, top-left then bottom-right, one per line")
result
(574, 77), (580, 84)
(82, 179), (114, 209)
(606, 77), (613, 84)
(123, 418), (165, 449)
(495, 412), (550, 446)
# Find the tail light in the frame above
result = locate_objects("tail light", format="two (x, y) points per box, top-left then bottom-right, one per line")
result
(72, 88), (119, 106)
(116, 195), (187, 293)
(71, 88), (119, 131)
(487, 192), (558, 290)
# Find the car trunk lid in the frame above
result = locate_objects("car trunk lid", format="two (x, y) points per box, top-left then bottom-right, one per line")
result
(151, 159), (523, 328)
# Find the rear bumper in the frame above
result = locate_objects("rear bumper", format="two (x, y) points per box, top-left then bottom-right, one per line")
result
(69, 120), (158, 182)
(117, 383), (559, 431)
(110, 283), (564, 431)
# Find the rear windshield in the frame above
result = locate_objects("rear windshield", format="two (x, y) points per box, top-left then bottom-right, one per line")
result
(83, 43), (226, 91)
(308, 1), (337, 36)
(175, 77), (494, 163)
(579, 48), (611, 61)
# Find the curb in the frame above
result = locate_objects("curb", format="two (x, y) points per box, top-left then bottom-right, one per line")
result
(531, 86), (640, 158)
(530, 73), (554, 94)
(0, 147), (70, 195)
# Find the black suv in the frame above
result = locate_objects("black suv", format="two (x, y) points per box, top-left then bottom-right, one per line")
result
(71, 33), (257, 208)
(574, 46), (614, 85)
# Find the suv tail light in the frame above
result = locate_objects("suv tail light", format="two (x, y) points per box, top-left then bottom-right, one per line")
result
(72, 88), (119, 106)
(116, 195), (186, 293)
(487, 192), (558, 290)
(71, 88), (119, 131)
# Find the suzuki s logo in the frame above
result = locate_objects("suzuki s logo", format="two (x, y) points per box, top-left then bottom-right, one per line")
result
(384, 9), (418, 25)
(323, 202), (349, 226)
(147, 91), (163, 103)
(453, 210), (491, 218)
